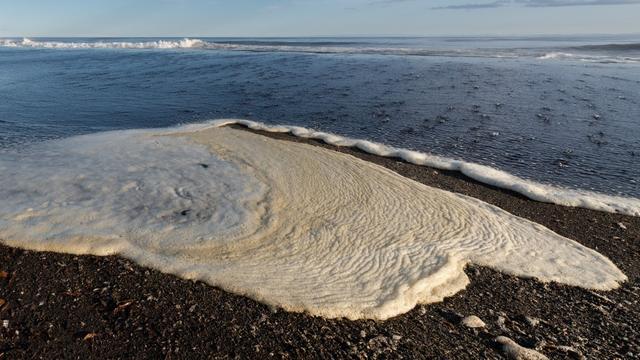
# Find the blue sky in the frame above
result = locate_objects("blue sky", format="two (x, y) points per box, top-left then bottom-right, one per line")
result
(0, 0), (639, 37)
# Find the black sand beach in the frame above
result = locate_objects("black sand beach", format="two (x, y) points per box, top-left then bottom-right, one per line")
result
(1, 125), (638, 359)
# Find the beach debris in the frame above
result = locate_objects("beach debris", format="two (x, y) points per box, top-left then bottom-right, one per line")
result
(82, 332), (98, 341)
(113, 300), (134, 315)
(461, 315), (486, 328)
(495, 336), (548, 360)
(617, 222), (627, 230)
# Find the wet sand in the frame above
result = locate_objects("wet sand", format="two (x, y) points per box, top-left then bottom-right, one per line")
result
(1, 124), (638, 359)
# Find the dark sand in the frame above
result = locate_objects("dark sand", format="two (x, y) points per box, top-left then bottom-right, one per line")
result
(1, 125), (638, 359)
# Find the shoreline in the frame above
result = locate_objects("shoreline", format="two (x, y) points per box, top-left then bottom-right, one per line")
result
(1, 125), (638, 359)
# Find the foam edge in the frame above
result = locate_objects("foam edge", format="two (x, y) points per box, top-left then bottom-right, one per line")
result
(174, 119), (640, 217)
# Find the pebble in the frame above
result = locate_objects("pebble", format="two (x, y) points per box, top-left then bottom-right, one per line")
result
(524, 316), (541, 327)
(461, 315), (486, 328)
(495, 336), (549, 360)
(496, 315), (509, 332)
(617, 222), (627, 230)
(2, 320), (9, 329)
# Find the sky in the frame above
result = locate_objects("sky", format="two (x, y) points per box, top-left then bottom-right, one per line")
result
(0, 0), (639, 37)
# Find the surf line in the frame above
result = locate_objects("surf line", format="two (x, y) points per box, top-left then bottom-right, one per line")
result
(190, 119), (639, 217)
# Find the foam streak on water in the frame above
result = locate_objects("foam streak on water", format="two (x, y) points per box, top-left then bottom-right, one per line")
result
(0, 123), (627, 320)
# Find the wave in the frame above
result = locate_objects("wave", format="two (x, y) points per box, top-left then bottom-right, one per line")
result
(204, 119), (640, 216)
(0, 37), (501, 57)
(0, 37), (207, 49)
(537, 51), (640, 64)
(572, 42), (640, 52)
(2, 38), (639, 63)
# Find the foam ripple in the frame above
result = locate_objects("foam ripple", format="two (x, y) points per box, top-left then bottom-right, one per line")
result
(209, 119), (640, 217)
(0, 124), (627, 320)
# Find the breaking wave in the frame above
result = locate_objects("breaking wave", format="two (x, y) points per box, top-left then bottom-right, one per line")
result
(1, 38), (639, 63)
(0, 37), (207, 49)
(537, 51), (640, 64)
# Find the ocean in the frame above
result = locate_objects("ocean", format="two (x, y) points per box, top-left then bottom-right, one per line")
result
(0, 35), (639, 199)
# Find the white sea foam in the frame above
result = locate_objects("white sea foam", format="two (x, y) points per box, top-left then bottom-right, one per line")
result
(537, 51), (640, 63)
(2, 38), (638, 63)
(0, 123), (628, 320)
(208, 119), (640, 217)
(0, 38), (207, 49)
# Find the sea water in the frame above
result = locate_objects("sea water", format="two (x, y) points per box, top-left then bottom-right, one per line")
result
(1, 36), (638, 198)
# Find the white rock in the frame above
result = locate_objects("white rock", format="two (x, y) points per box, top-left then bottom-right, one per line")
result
(495, 336), (548, 360)
(617, 222), (627, 230)
(461, 315), (486, 328)
(525, 316), (541, 327)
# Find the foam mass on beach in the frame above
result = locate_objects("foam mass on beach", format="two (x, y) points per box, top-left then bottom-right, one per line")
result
(0, 120), (629, 320)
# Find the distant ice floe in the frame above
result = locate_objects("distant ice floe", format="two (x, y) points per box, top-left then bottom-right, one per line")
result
(0, 123), (628, 320)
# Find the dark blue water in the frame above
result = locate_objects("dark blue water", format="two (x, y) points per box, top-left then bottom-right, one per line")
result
(0, 36), (639, 197)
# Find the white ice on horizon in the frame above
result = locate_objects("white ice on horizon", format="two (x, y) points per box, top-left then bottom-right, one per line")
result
(0, 125), (627, 320)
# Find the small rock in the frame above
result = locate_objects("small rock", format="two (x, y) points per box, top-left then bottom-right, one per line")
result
(461, 315), (486, 328)
(524, 316), (540, 327)
(360, 330), (367, 338)
(552, 345), (584, 359)
(83, 332), (98, 341)
(496, 336), (549, 360)
(617, 222), (627, 230)
(113, 300), (134, 315)
(2, 320), (8, 329)
(496, 316), (509, 332)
